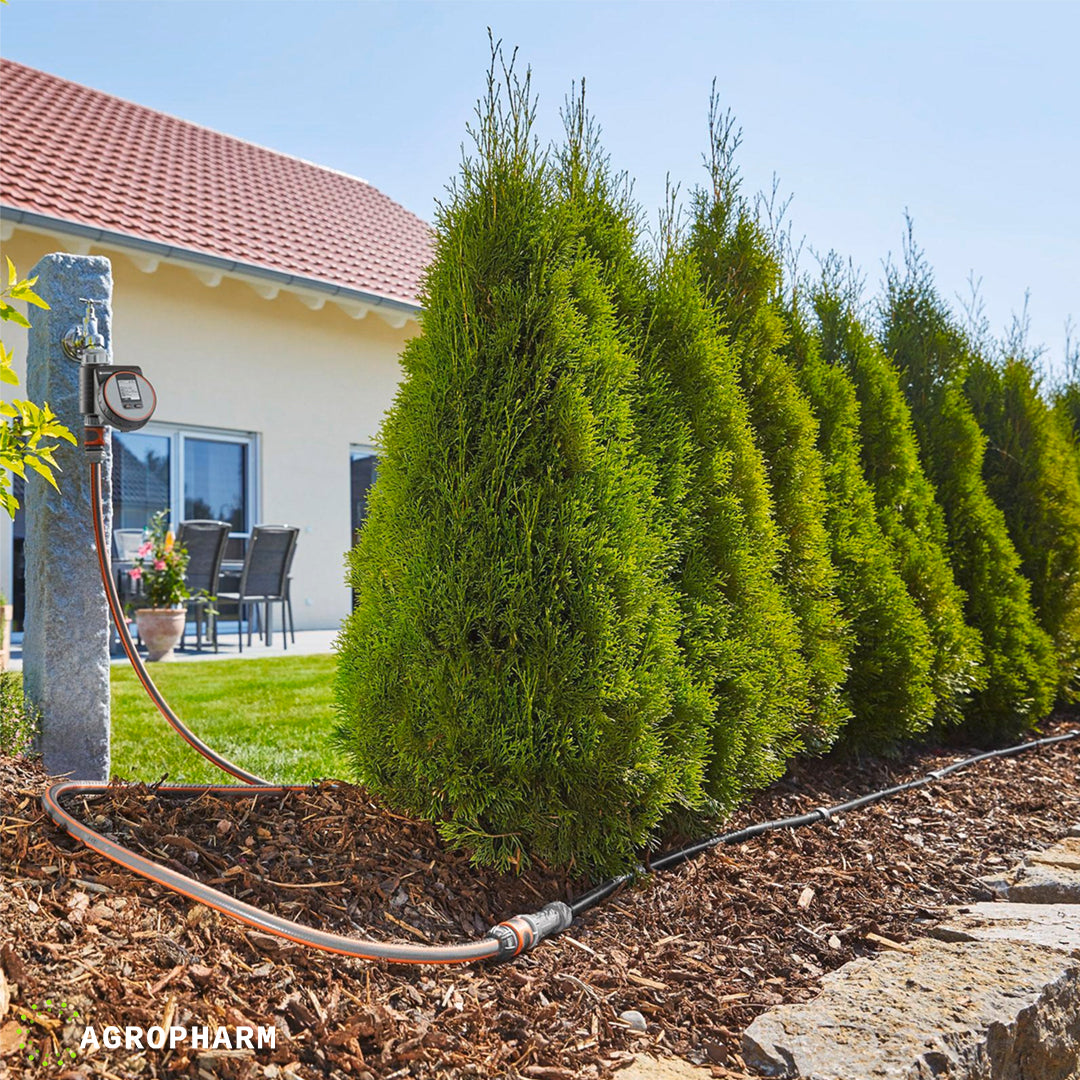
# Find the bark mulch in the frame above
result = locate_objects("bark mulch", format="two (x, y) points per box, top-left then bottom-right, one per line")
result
(2, 712), (1078, 1080)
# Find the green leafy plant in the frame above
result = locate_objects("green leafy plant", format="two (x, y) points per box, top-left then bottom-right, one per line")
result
(0, 671), (40, 758)
(785, 301), (938, 750)
(335, 47), (706, 876)
(811, 266), (985, 727)
(965, 351), (1080, 701)
(0, 258), (77, 517)
(554, 91), (811, 808)
(688, 97), (850, 748)
(129, 510), (190, 608)
(881, 228), (1057, 739)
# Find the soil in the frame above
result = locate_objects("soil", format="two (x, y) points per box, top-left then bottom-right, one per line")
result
(2, 711), (1078, 1080)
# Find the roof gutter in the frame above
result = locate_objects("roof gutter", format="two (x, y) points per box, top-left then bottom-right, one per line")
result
(0, 205), (423, 317)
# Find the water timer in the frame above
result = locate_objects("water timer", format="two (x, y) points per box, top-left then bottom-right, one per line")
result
(63, 298), (157, 446)
(93, 366), (156, 431)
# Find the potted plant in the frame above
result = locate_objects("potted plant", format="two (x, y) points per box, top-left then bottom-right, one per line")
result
(129, 510), (189, 661)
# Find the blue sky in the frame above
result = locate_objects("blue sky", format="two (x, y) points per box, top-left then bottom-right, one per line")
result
(3, 1), (1078, 379)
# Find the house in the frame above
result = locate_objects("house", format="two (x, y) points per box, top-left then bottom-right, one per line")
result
(0, 58), (432, 633)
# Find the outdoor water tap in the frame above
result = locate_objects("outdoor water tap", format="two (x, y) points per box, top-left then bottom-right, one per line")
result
(62, 297), (108, 365)
(62, 297), (157, 455)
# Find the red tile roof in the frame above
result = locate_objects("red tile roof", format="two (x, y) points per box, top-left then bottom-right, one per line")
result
(0, 58), (431, 307)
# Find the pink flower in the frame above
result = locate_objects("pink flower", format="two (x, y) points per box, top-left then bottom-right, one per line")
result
(153, 559), (166, 571)
(137, 541), (153, 557)
(128, 567), (142, 580)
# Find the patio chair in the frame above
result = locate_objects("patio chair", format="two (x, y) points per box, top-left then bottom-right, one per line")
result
(214, 525), (299, 652)
(112, 528), (146, 649)
(177, 519), (231, 652)
(113, 528), (145, 561)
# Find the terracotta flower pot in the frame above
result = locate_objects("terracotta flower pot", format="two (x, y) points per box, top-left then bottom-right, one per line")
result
(135, 607), (186, 662)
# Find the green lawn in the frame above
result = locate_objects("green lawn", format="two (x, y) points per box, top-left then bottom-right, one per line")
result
(110, 654), (347, 785)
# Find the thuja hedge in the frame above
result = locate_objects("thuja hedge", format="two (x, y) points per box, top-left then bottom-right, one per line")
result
(785, 306), (938, 749)
(812, 282), (985, 726)
(881, 248), (1057, 738)
(689, 106), (850, 749)
(338, 62), (1072, 873)
(964, 354), (1080, 700)
(335, 65), (710, 876)
(556, 97), (810, 810)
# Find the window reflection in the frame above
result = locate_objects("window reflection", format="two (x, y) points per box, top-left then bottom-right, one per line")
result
(185, 438), (247, 531)
(112, 432), (171, 529)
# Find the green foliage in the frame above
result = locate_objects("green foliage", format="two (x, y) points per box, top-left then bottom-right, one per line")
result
(785, 307), (938, 749)
(881, 237), (1057, 739)
(128, 509), (190, 608)
(644, 248), (812, 797)
(812, 272), (985, 726)
(688, 99), (849, 747)
(0, 258), (77, 517)
(1051, 333), (1080, 492)
(964, 353), (1080, 700)
(0, 671), (40, 758)
(334, 53), (708, 876)
(554, 92), (811, 807)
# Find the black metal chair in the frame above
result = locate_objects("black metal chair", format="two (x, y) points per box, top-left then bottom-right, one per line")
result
(214, 525), (299, 651)
(177, 519), (232, 652)
(112, 528), (145, 650)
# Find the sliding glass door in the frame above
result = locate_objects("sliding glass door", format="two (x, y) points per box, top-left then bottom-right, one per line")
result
(112, 424), (257, 542)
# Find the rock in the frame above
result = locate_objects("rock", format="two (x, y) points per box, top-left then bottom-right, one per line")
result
(929, 902), (1080, 953)
(1029, 837), (1080, 871)
(617, 1056), (714, 1079)
(1005, 863), (1080, 904)
(619, 1010), (648, 1032)
(978, 838), (1080, 904)
(741, 937), (1080, 1079)
(1067, 824), (1080, 839)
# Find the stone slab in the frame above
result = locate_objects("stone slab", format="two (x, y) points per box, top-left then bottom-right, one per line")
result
(981, 839), (1080, 904)
(1029, 837), (1080, 871)
(23, 254), (113, 781)
(929, 902), (1080, 954)
(620, 1056), (715, 1079)
(741, 937), (1080, 1079)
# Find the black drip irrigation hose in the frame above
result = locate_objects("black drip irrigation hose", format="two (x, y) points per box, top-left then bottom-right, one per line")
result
(38, 461), (1080, 964)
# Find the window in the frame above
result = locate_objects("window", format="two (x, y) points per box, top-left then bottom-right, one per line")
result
(184, 437), (247, 531)
(112, 432), (171, 530)
(112, 424), (258, 538)
(350, 445), (378, 542)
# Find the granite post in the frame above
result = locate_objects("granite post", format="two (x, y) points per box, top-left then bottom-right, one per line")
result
(23, 254), (113, 781)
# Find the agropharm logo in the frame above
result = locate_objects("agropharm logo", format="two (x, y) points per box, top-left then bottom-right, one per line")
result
(79, 1021), (277, 1054)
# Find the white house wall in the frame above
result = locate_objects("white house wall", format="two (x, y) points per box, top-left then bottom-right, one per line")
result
(1, 228), (414, 632)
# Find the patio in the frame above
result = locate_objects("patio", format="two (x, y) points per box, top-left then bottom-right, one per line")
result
(6, 626), (338, 671)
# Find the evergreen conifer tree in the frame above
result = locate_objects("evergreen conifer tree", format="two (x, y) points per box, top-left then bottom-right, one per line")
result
(555, 95), (810, 806)
(1051, 335), (1080, 493)
(964, 352), (1080, 700)
(811, 269), (984, 726)
(335, 53), (710, 875)
(881, 234), (1057, 738)
(688, 98), (850, 748)
(785, 305), (938, 749)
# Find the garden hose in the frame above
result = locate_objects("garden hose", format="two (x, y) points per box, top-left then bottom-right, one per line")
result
(38, 461), (1080, 965)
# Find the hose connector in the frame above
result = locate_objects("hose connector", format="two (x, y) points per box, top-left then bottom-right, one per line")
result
(487, 901), (573, 959)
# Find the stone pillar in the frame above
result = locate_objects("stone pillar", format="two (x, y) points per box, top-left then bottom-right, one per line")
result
(23, 254), (113, 781)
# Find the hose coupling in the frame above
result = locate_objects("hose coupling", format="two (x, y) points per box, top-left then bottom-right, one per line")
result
(487, 901), (573, 959)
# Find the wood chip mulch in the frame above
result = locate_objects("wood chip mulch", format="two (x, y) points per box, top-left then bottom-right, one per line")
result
(1, 711), (1077, 1079)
